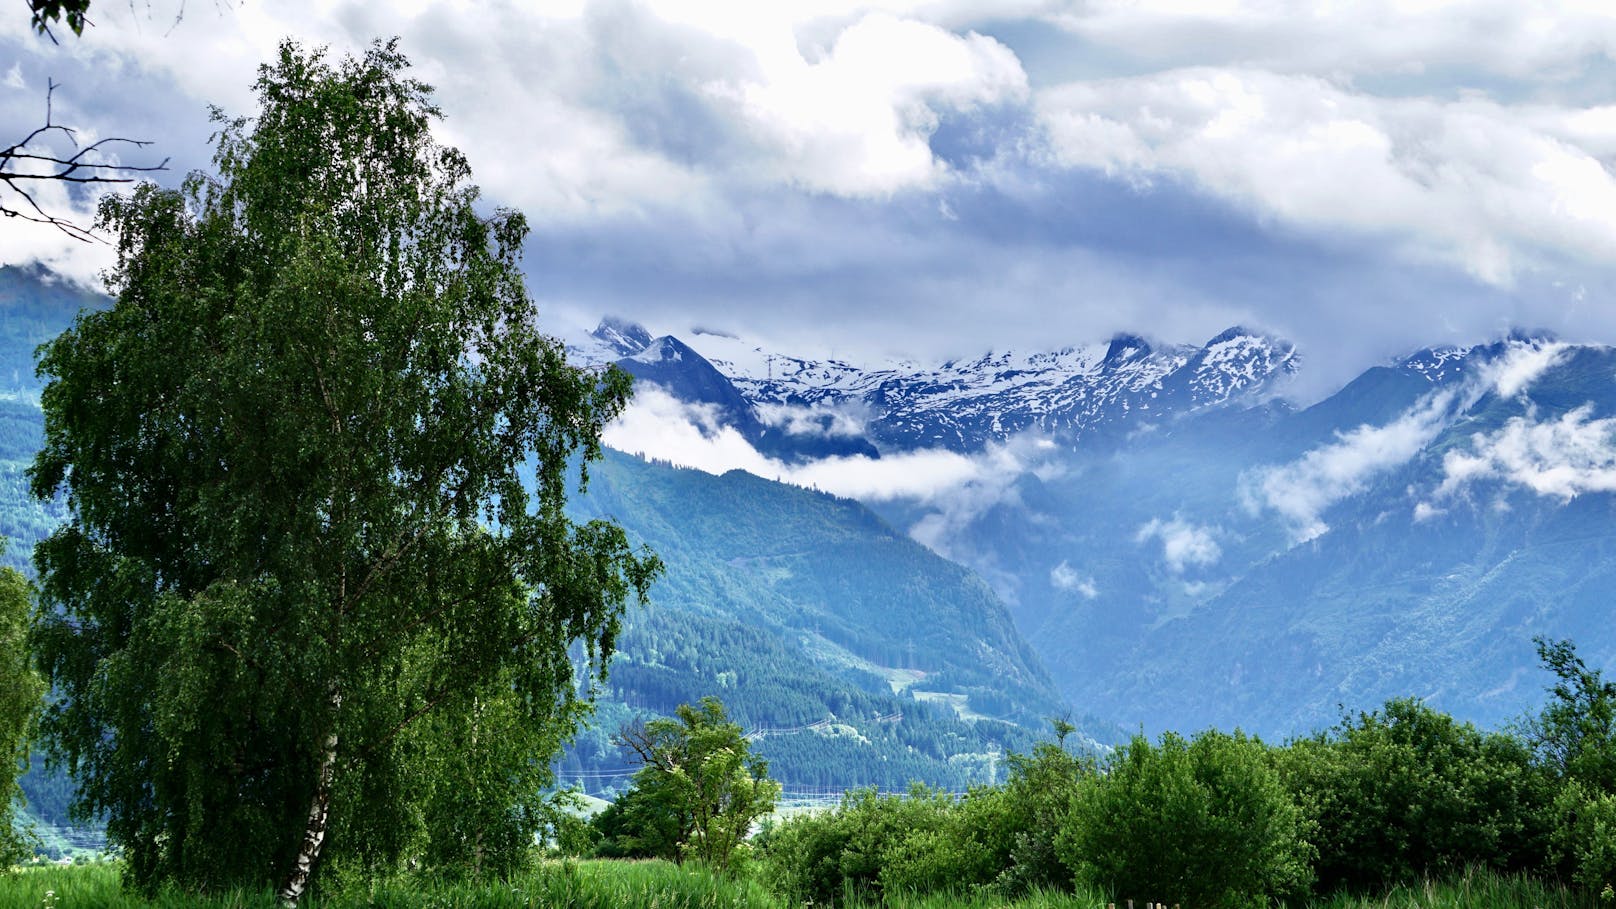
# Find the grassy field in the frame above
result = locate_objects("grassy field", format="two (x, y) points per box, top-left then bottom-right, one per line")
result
(0, 861), (1605, 908)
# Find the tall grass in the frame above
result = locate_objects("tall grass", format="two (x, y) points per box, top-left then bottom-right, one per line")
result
(1304, 867), (1606, 909)
(0, 860), (779, 909)
(0, 861), (1606, 908)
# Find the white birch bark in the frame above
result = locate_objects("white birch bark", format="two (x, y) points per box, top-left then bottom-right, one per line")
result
(277, 691), (341, 906)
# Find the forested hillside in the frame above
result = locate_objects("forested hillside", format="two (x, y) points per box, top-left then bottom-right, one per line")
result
(558, 449), (1076, 797)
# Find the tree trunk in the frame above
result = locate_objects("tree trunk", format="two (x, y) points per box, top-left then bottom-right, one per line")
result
(277, 690), (341, 906)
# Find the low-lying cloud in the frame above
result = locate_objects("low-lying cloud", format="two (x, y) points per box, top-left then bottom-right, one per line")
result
(1437, 404), (1616, 502)
(1480, 340), (1569, 399)
(755, 400), (870, 438)
(604, 385), (1060, 556)
(1135, 516), (1221, 573)
(1243, 338), (1572, 540)
(1049, 559), (1098, 598)
(1244, 391), (1457, 542)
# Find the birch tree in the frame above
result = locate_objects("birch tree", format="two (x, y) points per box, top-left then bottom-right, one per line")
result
(27, 39), (659, 902)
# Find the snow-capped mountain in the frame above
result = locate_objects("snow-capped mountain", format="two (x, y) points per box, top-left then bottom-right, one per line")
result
(567, 318), (1299, 453)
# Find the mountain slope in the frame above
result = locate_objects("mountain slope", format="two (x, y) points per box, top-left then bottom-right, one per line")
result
(873, 337), (1616, 736)
(574, 314), (1616, 737)
(556, 448), (1078, 795)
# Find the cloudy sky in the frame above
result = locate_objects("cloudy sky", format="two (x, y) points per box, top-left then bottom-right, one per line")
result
(5, 1), (1616, 398)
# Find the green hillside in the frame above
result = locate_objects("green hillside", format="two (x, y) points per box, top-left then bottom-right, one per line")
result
(558, 449), (1076, 797)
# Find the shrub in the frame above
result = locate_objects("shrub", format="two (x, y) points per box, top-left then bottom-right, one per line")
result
(759, 784), (955, 905)
(1528, 638), (1616, 892)
(1550, 780), (1616, 893)
(992, 729), (1095, 895)
(1278, 698), (1552, 893)
(878, 785), (1016, 897)
(1057, 729), (1312, 909)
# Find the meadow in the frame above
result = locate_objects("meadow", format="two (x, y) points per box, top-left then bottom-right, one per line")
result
(1, 861), (1606, 909)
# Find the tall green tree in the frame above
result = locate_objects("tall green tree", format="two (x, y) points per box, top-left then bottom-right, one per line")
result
(0, 543), (43, 870)
(27, 39), (658, 902)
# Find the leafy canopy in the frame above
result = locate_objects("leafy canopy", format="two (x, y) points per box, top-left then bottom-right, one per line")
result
(28, 38), (658, 896)
(609, 697), (779, 872)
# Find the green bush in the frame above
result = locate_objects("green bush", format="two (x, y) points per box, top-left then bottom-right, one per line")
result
(590, 783), (684, 861)
(1056, 729), (1312, 909)
(1550, 780), (1616, 893)
(991, 731), (1095, 895)
(1529, 638), (1616, 892)
(758, 785), (958, 905)
(878, 786), (1018, 897)
(758, 727), (1098, 904)
(1278, 698), (1551, 893)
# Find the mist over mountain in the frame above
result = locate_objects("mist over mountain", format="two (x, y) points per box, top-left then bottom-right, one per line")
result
(8, 257), (1616, 785)
(572, 315), (1616, 738)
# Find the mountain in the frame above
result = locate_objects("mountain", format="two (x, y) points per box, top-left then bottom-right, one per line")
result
(857, 337), (1616, 737)
(572, 319), (880, 462)
(0, 265), (94, 571)
(574, 316), (1616, 738)
(687, 322), (1298, 451)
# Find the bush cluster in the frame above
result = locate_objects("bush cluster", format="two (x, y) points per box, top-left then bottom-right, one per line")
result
(744, 639), (1616, 907)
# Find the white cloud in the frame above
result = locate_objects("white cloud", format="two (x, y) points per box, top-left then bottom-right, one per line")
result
(1050, 559), (1097, 598)
(1135, 516), (1221, 573)
(1244, 390), (1458, 541)
(38, 4), (1021, 210)
(714, 12), (1028, 196)
(1412, 501), (1444, 522)
(755, 400), (870, 438)
(603, 386), (1058, 556)
(1437, 404), (1616, 501)
(1481, 339), (1569, 398)
(1046, 1), (1616, 81)
(1036, 68), (1616, 283)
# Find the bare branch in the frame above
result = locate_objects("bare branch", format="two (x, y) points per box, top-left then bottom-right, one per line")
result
(0, 78), (168, 242)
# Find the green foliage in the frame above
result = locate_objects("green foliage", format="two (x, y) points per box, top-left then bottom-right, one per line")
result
(26, 0), (90, 38)
(758, 785), (955, 906)
(606, 698), (779, 872)
(591, 779), (686, 861)
(1530, 638), (1616, 891)
(990, 727), (1095, 896)
(1057, 729), (1312, 909)
(756, 730), (1088, 906)
(1302, 865), (1608, 909)
(877, 786), (1020, 898)
(1277, 698), (1550, 894)
(0, 859), (786, 908)
(533, 790), (601, 860)
(1550, 781), (1616, 893)
(1531, 637), (1616, 791)
(0, 548), (43, 869)
(26, 40), (657, 898)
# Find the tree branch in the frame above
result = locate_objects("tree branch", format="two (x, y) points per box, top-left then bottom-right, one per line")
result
(1, 79), (168, 242)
